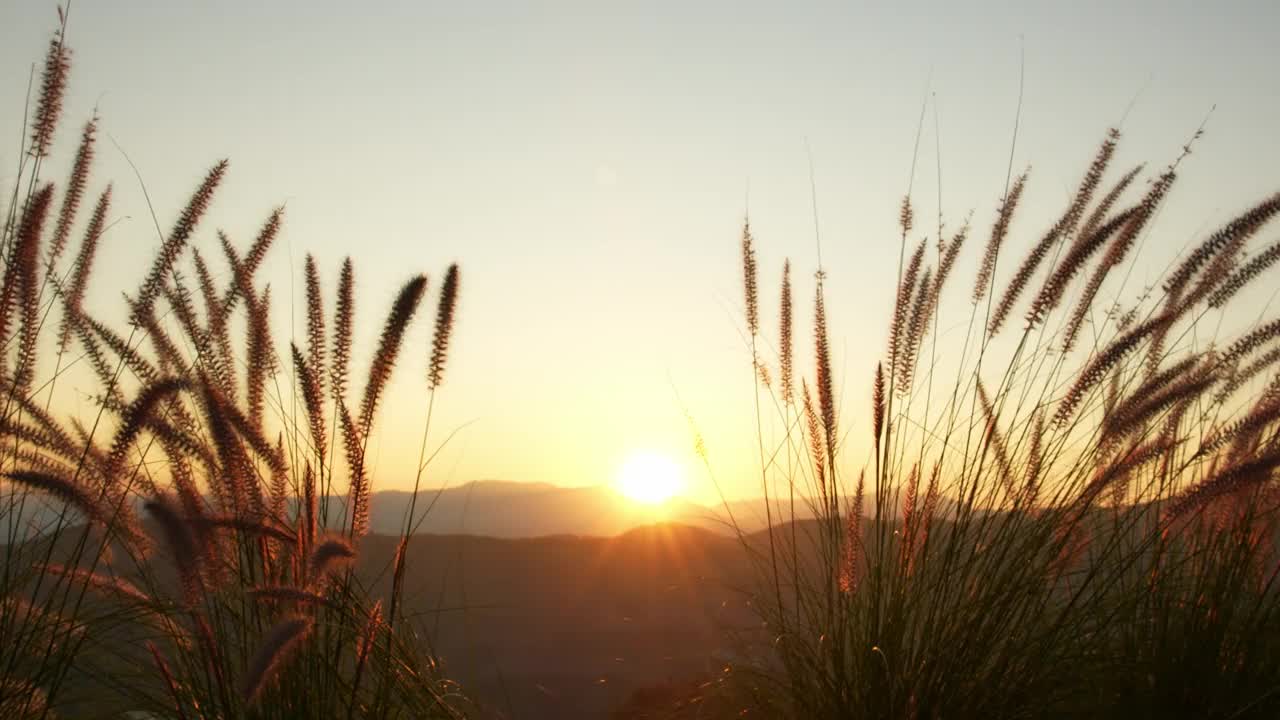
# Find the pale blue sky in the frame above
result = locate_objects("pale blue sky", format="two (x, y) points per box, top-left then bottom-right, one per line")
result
(2, 1), (1277, 502)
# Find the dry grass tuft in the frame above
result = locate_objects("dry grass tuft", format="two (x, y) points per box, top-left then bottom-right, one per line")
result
(241, 616), (313, 704)
(29, 26), (71, 159)
(428, 264), (460, 390)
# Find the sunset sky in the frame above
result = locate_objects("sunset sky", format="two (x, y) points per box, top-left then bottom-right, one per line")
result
(2, 1), (1277, 504)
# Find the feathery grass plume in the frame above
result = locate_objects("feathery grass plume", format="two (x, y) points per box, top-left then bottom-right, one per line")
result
(899, 463), (921, 568)
(973, 169), (1028, 303)
(45, 114), (97, 272)
(813, 282), (837, 457)
(242, 206), (284, 279)
(1063, 170), (1177, 351)
(304, 254), (326, 395)
(756, 361), (772, 388)
(741, 220), (759, 337)
(930, 218), (970, 306)
(269, 435), (288, 521)
(242, 616), (313, 704)
(1165, 450), (1280, 523)
(1208, 237), (1280, 308)
(131, 160), (228, 325)
(201, 378), (288, 477)
(976, 381), (1014, 494)
(4, 390), (86, 461)
(899, 195), (914, 236)
(428, 263), (460, 390)
(802, 381), (826, 497)
(194, 381), (254, 515)
(1218, 345), (1280, 402)
(249, 586), (333, 608)
(68, 415), (109, 471)
(160, 436), (208, 544)
(872, 362), (885, 451)
(191, 248), (218, 323)
(0, 416), (82, 470)
(1080, 437), (1180, 509)
(359, 274), (428, 433)
(331, 257), (355, 404)
(303, 461), (317, 550)
(888, 239), (925, 383)
(35, 564), (152, 606)
(1221, 318), (1280, 366)
(1078, 163), (1145, 242)
(912, 462), (941, 575)
(5, 470), (110, 526)
(103, 377), (189, 479)
(340, 408), (370, 537)
(29, 26), (71, 159)
(779, 260), (794, 405)
(147, 642), (190, 720)
(245, 285), (274, 429)
(1109, 353), (1199, 411)
(838, 470), (865, 595)
(1061, 129), (1119, 232)
(214, 228), (258, 325)
(897, 266), (933, 393)
(990, 131), (1117, 333)
(1198, 397), (1280, 457)
(1030, 206), (1137, 324)
(1178, 227), (1251, 315)
(161, 276), (203, 369)
(1163, 192), (1280, 305)
(2, 184), (54, 388)
(292, 344), (327, 462)
(194, 248), (234, 385)
(145, 493), (205, 604)
(309, 535), (356, 580)
(390, 535), (410, 619)
(143, 411), (218, 479)
(70, 323), (124, 406)
(131, 302), (187, 374)
(1055, 319), (1161, 426)
(351, 599), (384, 694)
(1150, 234), (1252, 376)
(56, 184), (111, 351)
(5, 448), (75, 477)
(1104, 366), (1216, 443)
(1023, 412), (1045, 505)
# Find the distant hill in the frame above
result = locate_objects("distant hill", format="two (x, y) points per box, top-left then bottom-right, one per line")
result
(2, 479), (890, 541)
(355, 480), (831, 538)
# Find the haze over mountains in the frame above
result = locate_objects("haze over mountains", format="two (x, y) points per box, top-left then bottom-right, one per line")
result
(361, 479), (819, 538)
(3, 479), (908, 541)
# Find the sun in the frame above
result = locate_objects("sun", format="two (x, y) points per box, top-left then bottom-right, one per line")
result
(615, 451), (685, 505)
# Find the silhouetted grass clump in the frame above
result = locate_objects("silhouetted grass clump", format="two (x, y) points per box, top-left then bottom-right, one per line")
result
(1, 9), (470, 719)
(708, 122), (1280, 718)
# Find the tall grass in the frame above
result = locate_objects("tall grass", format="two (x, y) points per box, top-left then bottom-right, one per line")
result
(1, 10), (469, 718)
(719, 125), (1280, 718)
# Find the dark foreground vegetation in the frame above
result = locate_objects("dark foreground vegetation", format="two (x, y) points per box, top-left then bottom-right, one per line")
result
(2, 10), (468, 719)
(709, 109), (1280, 718)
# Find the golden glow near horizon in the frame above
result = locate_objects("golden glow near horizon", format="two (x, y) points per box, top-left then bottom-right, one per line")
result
(615, 451), (686, 504)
